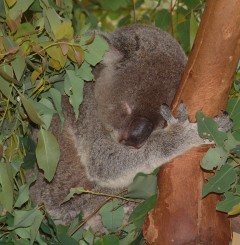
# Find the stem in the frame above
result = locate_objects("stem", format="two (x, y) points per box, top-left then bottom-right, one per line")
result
(84, 190), (140, 203)
(68, 189), (140, 236)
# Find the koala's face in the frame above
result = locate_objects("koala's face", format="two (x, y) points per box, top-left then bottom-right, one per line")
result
(94, 60), (175, 149)
(94, 25), (186, 148)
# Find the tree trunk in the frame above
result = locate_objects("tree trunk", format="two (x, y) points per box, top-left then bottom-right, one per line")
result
(143, 0), (240, 244)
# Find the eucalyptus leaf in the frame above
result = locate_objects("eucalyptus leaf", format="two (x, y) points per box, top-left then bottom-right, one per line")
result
(8, 0), (34, 20)
(200, 147), (228, 171)
(190, 11), (198, 49)
(0, 160), (14, 211)
(119, 224), (138, 245)
(95, 235), (120, 245)
(129, 195), (157, 228)
(9, 208), (42, 229)
(224, 132), (240, 152)
(99, 200), (124, 232)
(99, 0), (130, 11)
(62, 187), (86, 203)
(217, 190), (240, 213)
(228, 203), (240, 216)
(37, 98), (55, 130)
(202, 164), (236, 197)
(45, 8), (61, 39)
(49, 88), (65, 127)
(76, 62), (93, 81)
(196, 111), (227, 147)
(15, 177), (36, 208)
(36, 128), (60, 181)
(64, 70), (84, 119)
(227, 97), (240, 130)
(20, 94), (44, 126)
(127, 173), (157, 199)
(83, 36), (109, 66)
(0, 77), (15, 103)
(155, 9), (171, 31)
(29, 212), (44, 245)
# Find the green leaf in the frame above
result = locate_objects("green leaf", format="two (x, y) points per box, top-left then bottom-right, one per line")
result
(62, 187), (86, 203)
(64, 70), (84, 119)
(217, 190), (240, 213)
(227, 97), (240, 130)
(99, 0), (130, 10)
(11, 56), (26, 81)
(8, 0), (34, 20)
(45, 44), (67, 68)
(119, 224), (138, 245)
(176, 20), (190, 53)
(224, 132), (240, 152)
(228, 203), (240, 216)
(0, 160), (14, 212)
(129, 195), (157, 228)
(155, 9), (172, 31)
(15, 177), (36, 208)
(83, 35), (109, 66)
(49, 88), (64, 127)
(99, 200), (124, 232)
(182, 0), (200, 9)
(80, 230), (95, 244)
(190, 11), (198, 49)
(9, 208), (42, 229)
(95, 235), (120, 245)
(6, 0), (16, 8)
(67, 213), (84, 241)
(29, 212), (44, 245)
(20, 94), (44, 125)
(76, 62), (94, 81)
(45, 8), (61, 39)
(200, 147), (228, 171)
(0, 76), (15, 103)
(127, 173), (157, 199)
(202, 164), (236, 197)
(36, 128), (60, 181)
(56, 225), (79, 245)
(37, 98), (55, 130)
(196, 111), (227, 147)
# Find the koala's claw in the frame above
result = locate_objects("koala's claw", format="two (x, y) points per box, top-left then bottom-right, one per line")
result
(160, 103), (189, 126)
(160, 104), (177, 125)
(177, 103), (189, 123)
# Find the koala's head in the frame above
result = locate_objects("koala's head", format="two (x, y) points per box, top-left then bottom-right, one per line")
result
(94, 24), (187, 148)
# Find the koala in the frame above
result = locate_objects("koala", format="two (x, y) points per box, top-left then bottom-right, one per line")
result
(29, 24), (203, 226)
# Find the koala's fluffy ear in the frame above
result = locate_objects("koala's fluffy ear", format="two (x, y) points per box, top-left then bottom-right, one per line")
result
(93, 33), (123, 80)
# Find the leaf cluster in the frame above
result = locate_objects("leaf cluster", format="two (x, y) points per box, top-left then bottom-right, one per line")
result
(75, 0), (205, 53)
(0, 0), (110, 243)
(197, 78), (240, 216)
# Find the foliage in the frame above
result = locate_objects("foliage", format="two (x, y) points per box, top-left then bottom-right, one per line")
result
(0, 0), (209, 244)
(197, 68), (240, 216)
(75, 0), (205, 53)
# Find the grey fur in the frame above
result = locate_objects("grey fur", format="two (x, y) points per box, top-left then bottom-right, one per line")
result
(29, 25), (206, 227)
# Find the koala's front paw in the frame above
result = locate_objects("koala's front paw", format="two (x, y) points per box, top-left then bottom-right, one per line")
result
(160, 103), (189, 126)
(214, 113), (232, 132)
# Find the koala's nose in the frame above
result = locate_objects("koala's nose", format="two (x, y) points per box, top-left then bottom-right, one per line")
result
(120, 117), (154, 149)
